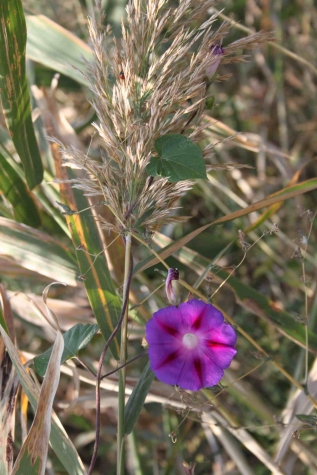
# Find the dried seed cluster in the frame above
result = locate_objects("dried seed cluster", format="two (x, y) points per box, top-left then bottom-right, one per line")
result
(58, 0), (271, 234)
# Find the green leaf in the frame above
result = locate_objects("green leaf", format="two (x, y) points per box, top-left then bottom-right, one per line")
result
(0, 152), (41, 227)
(0, 326), (87, 475)
(34, 323), (99, 377)
(295, 414), (317, 427)
(125, 361), (155, 435)
(0, 0), (43, 189)
(26, 15), (93, 86)
(0, 217), (78, 285)
(147, 134), (207, 182)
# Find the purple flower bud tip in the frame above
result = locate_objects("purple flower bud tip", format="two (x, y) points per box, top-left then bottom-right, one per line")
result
(146, 299), (237, 391)
(210, 44), (225, 56)
(165, 268), (179, 305)
(206, 44), (224, 79)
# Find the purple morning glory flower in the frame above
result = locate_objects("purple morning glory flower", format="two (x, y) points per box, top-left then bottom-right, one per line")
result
(146, 299), (237, 391)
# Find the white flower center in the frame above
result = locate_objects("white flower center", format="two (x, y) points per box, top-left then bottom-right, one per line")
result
(182, 333), (198, 350)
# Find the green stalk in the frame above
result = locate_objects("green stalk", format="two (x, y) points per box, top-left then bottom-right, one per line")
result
(117, 233), (132, 475)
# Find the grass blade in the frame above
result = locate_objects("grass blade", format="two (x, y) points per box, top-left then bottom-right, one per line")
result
(125, 361), (155, 435)
(35, 82), (123, 359)
(0, 217), (78, 285)
(26, 15), (93, 86)
(134, 177), (317, 274)
(12, 332), (64, 475)
(0, 0), (43, 189)
(0, 152), (41, 227)
(61, 180), (122, 359)
(0, 326), (87, 475)
(53, 150), (122, 359)
(0, 353), (19, 475)
(0, 286), (18, 475)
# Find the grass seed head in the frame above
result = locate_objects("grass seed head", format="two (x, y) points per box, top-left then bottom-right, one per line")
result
(60, 0), (272, 234)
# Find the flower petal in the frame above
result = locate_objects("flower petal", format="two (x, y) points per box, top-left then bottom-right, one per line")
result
(148, 345), (186, 386)
(194, 308), (225, 336)
(178, 299), (212, 332)
(201, 343), (237, 369)
(177, 349), (224, 390)
(208, 322), (237, 347)
(146, 306), (182, 345)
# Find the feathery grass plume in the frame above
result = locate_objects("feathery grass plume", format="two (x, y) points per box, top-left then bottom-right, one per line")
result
(58, 0), (272, 234)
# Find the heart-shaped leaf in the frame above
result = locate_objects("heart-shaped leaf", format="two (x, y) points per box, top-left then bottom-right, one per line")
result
(34, 323), (99, 377)
(147, 134), (207, 182)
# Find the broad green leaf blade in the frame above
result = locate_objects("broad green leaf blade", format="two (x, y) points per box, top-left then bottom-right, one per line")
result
(34, 323), (99, 377)
(0, 152), (41, 227)
(0, 327), (87, 475)
(147, 134), (207, 182)
(12, 332), (64, 475)
(0, 0), (43, 189)
(152, 232), (317, 354)
(134, 177), (317, 274)
(0, 217), (78, 285)
(125, 361), (155, 435)
(26, 15), (93, 86)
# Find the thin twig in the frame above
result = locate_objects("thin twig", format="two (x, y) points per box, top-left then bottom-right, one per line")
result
(180, 110), (198, 134)
(87, 249), (134, 475)
(75, 356), (97, 378)
(100, 350), (147, 380)
(302, 212), (316, 389)
(130, 282), (165, 310)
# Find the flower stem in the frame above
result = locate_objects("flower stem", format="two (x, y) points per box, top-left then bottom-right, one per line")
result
(117, 233), (132, 475)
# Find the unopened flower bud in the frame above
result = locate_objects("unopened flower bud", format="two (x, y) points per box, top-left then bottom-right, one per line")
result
(165, 268), (179, 305)
(183, 462), (196, 475)
(206, 44), (224, 79)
